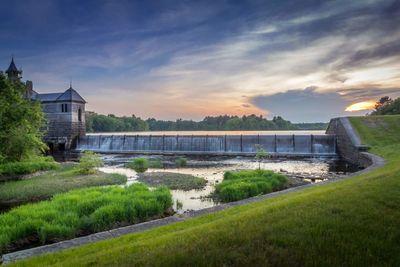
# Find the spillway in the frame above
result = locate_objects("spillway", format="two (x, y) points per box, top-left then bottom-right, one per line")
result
(76, 134), (336, 156)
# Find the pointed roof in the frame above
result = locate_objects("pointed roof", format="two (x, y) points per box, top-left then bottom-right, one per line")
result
(6, 57), (21, 74)
(36, 93), (63, 102)
(56, 86), (86, 103)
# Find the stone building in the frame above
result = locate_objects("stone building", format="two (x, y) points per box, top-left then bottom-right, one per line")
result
(4, 58), (86, 155)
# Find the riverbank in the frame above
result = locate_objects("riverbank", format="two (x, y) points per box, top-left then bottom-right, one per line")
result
(8, 115), (400, 266)
(0, 164), (127, 211)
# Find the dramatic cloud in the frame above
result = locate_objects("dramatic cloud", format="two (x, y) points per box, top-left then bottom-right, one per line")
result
(1, 0), (400, 121)
(250, 86), (400, 122)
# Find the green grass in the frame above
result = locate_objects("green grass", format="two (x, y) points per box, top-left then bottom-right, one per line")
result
(137, 172), (207, 191)
(0, 164), (127, 206)
(0, 157), (59, 178)
(215, 170), (288, 202)
(0, 183), (172, 253)
(126, 157), (149, 173)
(11, 115), (400, 266)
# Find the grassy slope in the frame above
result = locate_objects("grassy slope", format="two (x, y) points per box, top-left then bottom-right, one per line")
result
(0, 164), (127, 205)
(13, 116), (400, 267)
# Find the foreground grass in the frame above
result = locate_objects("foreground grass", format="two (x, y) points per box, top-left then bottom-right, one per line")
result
(0, 183), (172, 253)
(137, 172), (207, 191)
(216, 170), (288, 202)
(12, 116), (400, 266)
(0, 164), (127, 206)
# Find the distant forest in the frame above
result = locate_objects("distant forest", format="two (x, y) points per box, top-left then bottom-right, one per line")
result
(85, 112), (328, 132)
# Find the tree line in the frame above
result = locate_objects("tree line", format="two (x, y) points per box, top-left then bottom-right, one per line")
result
(85, 112), (328, 132)
(370, 96), (400, 115)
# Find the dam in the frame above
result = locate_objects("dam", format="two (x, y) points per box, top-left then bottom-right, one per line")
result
(76, 134), (336, 156)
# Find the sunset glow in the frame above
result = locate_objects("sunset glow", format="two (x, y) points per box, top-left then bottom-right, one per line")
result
(345, 101), (376, 112)
(1, 1), (399, 122)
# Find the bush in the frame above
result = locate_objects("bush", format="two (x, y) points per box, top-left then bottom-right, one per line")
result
(126, 158), (149, 173)
(175, 157), (187, 168)
(76, 151), (103, 174)
(0, 156), (59, 176)
(0, 183), (172, 253)
(215, 170), (288, 202)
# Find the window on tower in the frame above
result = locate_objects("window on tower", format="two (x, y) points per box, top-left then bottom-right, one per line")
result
(61, 104), (68, 112)
(78, 108), (82, 122)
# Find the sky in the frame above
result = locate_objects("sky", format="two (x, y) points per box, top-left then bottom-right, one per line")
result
(1, 0), (399, 122)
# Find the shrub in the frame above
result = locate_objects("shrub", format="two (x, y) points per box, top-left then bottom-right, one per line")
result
(0, 156), (59, 176)
(175, 157), (187, 168)
(76, 151), (103, 174)
(0, 183), (172, 253)
(126, 158), (149, 173)
(215, 170), (288, 202)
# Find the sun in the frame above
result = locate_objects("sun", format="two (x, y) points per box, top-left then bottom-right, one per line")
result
(345, 101), (376, 112)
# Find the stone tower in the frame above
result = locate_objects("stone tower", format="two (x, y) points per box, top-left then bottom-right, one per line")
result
(4, 58), (87, 159)
(5, 57), (22, 82)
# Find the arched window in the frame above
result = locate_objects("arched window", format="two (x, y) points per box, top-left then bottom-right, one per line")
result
(78, 108), (82, 122)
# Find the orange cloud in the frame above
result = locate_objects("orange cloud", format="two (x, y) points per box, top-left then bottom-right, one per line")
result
(345, 101), (376, 112)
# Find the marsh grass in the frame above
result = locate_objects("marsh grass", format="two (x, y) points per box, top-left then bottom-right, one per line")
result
(215, 170), (288, 202)
(0, 156), (59, 178)
(0, 164), (127, 206)
(126, 158), (149, 173)
(0, 183), (172, 253)
(137, 172), (207, 191)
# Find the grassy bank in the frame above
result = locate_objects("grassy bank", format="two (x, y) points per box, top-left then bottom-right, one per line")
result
(0, 157), (59, 180)
(137, 172), (207, 191)
(0, 164), (127, 207)
(11, 116), (400, 266)
(0, 183), (172, 253)
(215, 170), (288, 202)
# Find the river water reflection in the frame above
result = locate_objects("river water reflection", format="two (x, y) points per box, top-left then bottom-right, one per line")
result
(99, 155), (358, 214)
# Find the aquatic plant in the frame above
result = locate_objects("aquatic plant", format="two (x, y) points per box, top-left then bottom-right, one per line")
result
(126, 157), (149, 173)
(215, 170), (288, 202)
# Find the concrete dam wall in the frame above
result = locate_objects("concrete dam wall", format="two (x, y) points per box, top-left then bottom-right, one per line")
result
(76, 134), (336, 156)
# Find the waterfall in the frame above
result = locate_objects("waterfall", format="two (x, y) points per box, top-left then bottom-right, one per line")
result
(77, 134), (336, 155)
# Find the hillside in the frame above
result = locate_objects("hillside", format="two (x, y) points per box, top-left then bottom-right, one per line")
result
(13, 116), (400, 266)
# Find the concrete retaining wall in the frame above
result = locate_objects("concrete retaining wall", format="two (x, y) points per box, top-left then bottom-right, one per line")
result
(326, 117), (369, 166)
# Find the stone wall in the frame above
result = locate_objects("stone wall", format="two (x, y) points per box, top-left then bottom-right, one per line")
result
(42, 101), (86, 151)
(326, 117), (369, 166)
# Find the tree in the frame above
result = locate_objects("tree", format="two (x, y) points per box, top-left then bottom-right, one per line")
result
(374, 96), (392, 111)
(0, 73), (46, 162)
(372, 96), (399, 115)
(255, 144), (268, 170)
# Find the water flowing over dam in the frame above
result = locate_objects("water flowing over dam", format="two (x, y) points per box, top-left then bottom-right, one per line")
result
(76, 134), (336, 156)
